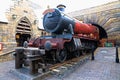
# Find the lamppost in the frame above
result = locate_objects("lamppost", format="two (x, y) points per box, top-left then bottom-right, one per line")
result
(91, 45), (95, 60)
(116, 44), (119, 63)
(12, 14), (17, 19)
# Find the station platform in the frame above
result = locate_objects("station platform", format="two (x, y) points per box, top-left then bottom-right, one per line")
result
(0, 47), (120, 80)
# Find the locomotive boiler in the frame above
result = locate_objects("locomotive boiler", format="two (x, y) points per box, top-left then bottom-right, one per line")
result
(43, 8), (99, 39)
(27, 6), (100, 63)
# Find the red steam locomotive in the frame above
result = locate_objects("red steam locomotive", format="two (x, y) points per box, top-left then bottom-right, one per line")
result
(25, 5), (104, 63)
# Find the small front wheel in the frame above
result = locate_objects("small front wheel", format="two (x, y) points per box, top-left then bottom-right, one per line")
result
(56, 49), (67, 63)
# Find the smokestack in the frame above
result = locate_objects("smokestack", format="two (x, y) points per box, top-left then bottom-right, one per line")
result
(57, 4), (66, 12)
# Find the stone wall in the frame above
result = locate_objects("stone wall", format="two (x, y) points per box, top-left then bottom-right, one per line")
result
(68, 1), (120, 40)
(0, 22), (16, 53)
(0, 0), (43, 54)
(5, 0), (39, 39)
(0, 23), (8, 42)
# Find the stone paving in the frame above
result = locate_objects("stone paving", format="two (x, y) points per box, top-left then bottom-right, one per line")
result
(0, 47), (120, 80)
(45, 47), (120, 80)
(0, 60), (19, 80)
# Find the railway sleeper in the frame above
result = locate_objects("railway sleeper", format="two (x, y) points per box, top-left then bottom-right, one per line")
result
(51, 55), (90, 78)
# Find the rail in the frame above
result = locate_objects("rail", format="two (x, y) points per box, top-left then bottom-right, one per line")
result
(0, 50), (15, 62)
(49, 53), (91, 78)
(0, 50), (15, 56)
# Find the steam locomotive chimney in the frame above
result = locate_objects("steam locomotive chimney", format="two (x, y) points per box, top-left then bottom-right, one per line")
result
(57, 4), (66, 12)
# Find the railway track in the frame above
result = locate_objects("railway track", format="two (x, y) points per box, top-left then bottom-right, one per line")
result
(48, 53), (91, 78)
(10, 52), (91, 80)
(10, 47), (96, 80)
(34, 53), (91, 80)
(9, 48), (93, 80)
(0, 50), (15, 62)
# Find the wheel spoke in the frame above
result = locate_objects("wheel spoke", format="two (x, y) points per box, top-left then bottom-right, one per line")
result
(74, 50), (80, 57)
(56, 49), (67, 63)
